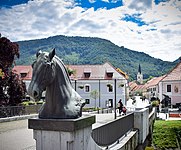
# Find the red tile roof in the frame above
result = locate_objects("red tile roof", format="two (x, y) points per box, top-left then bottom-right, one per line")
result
(162, 61), (181, 81)
(13, 65), (32, 80)
(129, 81), (138, 91)
(146, 76), (165, 88)
(12, 62), (126, 81)
(67, 62), (126, 80)
(129, 81), (146, 91)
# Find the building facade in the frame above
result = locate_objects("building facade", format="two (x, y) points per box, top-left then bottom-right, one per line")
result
(159, 60), (181, 106)
(13, 65), (32, 91)
(68, 62), (128, 108)
(13, 62), (128, 108)
(146, 76), (165, 100)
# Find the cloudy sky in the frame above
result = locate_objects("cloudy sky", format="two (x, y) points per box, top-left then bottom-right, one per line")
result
(0, 0), (181, 62)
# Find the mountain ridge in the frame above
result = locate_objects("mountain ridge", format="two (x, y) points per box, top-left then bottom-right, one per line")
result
(16, 35), (177, 80)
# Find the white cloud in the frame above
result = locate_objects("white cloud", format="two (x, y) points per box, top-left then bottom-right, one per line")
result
(0, 0), (181, 61)
(122, 0), (152, 12)
(101, 0), (109, 2)
(89, 0), (96, 3)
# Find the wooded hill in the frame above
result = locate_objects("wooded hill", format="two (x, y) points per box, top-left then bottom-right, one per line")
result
(16, 35), (178, 80)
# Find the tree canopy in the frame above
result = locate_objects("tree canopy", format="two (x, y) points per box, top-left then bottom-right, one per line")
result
(0, 36), (26, 106)
(0, 36), (19, 70)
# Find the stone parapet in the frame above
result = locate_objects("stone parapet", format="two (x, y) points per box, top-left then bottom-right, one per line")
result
(28, 114), (95, 132)
(28, 115), (96, 150)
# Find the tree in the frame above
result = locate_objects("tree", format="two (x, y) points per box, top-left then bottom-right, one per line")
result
(0, 36), (26, 106)
(66, 66), (76, 76)
(90, 90), (99, 108)
(0, 37), (19, 69)
(63, 52), (80, 65)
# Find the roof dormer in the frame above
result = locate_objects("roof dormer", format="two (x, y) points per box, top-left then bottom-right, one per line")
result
(84, 68), (91, 78)
(20, 69), (29, 78)
(106, 69), (113, 78)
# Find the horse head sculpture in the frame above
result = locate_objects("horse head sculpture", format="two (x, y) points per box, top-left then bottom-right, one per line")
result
(28, 48), (85, 119)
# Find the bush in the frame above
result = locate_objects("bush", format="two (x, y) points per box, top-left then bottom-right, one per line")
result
(36, 100), (44, 105)
(82, 107), (101, 112)
(21, 101), (29, 106)
(151, 100), (159, 107)
(145, 147), (154, 150)
(21, 100), (36, 106)
(28, 101), (36, 105)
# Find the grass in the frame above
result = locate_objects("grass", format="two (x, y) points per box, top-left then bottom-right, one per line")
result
(153, 120), (181, 149)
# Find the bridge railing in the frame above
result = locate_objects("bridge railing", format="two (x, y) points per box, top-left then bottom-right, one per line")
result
(91, 112), (134, 147)
(91, 106), (156, 148)
(0, 105), (42, 118)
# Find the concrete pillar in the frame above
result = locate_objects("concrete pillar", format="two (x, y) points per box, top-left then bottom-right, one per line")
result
(134, 108), (149, 144)
(28, 115), (95, 150)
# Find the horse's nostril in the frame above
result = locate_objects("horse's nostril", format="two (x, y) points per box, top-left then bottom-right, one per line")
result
(34, 91), (38, 97)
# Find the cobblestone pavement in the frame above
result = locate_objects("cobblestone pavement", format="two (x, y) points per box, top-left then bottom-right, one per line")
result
(0, 119), (36, 150)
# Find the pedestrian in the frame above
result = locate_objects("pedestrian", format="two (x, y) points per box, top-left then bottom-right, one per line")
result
(156, 100), (160, 116)
(122, 106), (127, 115)
(118, 99), (123, 114)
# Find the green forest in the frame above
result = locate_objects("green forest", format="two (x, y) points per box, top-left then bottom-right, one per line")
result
(16, 35), (179, 80)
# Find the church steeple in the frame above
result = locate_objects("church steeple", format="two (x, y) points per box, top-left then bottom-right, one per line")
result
(137, 64), (143, 84)
(138, 64), (141, 74)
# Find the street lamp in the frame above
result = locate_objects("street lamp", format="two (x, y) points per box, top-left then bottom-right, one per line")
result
(114, 79), (117, 119)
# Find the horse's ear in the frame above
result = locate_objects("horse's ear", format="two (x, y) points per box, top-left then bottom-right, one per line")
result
(49, 48), (55, 61)
(36, 50), (42, 58)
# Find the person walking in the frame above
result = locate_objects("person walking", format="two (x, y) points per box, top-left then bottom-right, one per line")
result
(118, 99), (123, 114)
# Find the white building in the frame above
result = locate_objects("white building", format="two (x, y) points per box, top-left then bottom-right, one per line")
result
(68, 62), (128, 108)
(145, 76), (165, 100)
(13, 62), (128, 108)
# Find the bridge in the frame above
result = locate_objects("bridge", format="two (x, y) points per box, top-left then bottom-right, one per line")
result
(90, 106), (156, 149)
(0, 106), (156, 150)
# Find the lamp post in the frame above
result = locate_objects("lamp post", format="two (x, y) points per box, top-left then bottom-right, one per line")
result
(99, 79), (101, 107)
(74, 79), (77, 91)
(114, 79), (117, 119)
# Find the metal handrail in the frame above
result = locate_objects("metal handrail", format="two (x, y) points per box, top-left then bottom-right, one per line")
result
(91, 113), (134, 147)
(0, 105), (42, 118)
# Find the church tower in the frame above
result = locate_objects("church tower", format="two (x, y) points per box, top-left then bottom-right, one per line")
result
(137, 64), (143, 84)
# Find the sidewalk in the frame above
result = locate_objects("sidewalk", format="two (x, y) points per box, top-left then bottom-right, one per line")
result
(0, 113), (118, 150)
(0, 114), (38, 123)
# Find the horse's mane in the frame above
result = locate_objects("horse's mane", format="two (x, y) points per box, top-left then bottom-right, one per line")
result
(53, 56), (72, 85)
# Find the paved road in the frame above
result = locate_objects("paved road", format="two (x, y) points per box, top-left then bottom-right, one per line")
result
(0, 119), (36, 150)
(0, 113), (119, 150)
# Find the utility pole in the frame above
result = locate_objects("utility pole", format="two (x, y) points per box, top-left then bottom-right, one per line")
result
(114, 79), (117, 119)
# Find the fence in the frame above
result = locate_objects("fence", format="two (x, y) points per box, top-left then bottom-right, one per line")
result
(0, 105), (42, 118)
(91, 112), (134, 147)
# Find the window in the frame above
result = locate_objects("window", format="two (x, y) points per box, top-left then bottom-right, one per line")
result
(84, 73), (91, 78)
(167, 85), (171, 92)
(20, 73), (27, 78)
(107, 84), (113, 92)
(85, 85), (90, 92)
(85, 99), (90, 104)
(108, 99), (113, 108)
(106, 73), (113, 78)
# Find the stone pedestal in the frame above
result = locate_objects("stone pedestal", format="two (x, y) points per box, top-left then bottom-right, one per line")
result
(28, 115), (95, 150)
